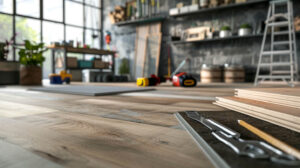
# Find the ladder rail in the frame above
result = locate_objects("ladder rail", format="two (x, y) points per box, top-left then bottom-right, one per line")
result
(287, 1), (294, 83)
(291, 0), (299, 80)
(270, 2), (275, 79)
(255, 5), (272, 86)
(255, 0), (298, 86)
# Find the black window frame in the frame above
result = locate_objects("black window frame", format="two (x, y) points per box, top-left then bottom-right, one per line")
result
(0, 0), (103, 61)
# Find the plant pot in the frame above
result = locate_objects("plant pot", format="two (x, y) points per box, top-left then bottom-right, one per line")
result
(20, 65), (42, 85)
(238, 28), (252, 36)
(219, 30), (232, 38)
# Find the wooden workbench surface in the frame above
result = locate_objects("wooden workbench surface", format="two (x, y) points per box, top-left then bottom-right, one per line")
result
(0, 83), (295, 168)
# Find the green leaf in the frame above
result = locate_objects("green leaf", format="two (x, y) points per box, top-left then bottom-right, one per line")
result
(24, 40), (32, 50)
(19, 40), (47, 66)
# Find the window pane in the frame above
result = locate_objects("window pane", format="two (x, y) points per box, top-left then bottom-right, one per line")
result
(43, 50), (52, 78)
(6, 46), (13, 61)
(0, 0), (13, 13)
(66, 26), (83, 45)
(86, 0), (99, 7)
(16, 0), (39, 18)
(85, 30), (100, 49)
(16, 17), (41, 43)
(43, 21), (64, 45)
(71, 0), (83, 2)
(44, 0), (63, 22)
(85, 6), (100, 29)
(0, 14), (13, 42)
(66, 1), (83, 26)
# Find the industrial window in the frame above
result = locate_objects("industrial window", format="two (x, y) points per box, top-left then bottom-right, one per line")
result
(0, 0), (103, 62)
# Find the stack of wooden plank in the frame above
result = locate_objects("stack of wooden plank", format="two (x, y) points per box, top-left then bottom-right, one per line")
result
(214, 88), (300, 133)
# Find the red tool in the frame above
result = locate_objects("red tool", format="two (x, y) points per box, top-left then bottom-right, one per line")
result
(172, 72), (197, 87)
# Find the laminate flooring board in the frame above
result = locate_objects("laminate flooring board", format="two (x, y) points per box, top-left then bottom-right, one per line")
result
(78, 99), (219, 113)
(236, 92), (300, 109)
(29, 85), (155, 96)
(237, 88), (300, 97)
(216, 97), (300, 124)
(236, 88), (300, 102)
(0, 83), (245, 168)
(214, 101), (300, 132)
(0, 113), (213, 168)
(0, 139), (63, 168)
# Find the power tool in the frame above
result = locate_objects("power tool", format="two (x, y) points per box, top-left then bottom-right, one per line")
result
(172, 72), (197, 87)
(169, 58), (197, 87)
(137, 74), (160, 87)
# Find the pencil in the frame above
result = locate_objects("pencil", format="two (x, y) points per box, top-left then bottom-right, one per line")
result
(238, 120), (300, 160)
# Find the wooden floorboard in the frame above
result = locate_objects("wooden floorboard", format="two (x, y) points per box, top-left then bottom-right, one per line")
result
(0, 83), (257, 168)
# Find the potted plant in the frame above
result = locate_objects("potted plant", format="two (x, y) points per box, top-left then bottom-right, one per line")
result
(119, 58), (130, 81)
(220, 26), (232, 38)
(238, 23), (252, 36)
(19, 40), (47, 85)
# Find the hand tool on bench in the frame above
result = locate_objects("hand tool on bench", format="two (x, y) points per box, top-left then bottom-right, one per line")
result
(238, 120), (300, 160)
(185, 111), (300, 166)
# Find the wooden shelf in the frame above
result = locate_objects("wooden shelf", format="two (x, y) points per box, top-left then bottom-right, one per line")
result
(170, 0), (268, 17)
(48, 46), (116, 55)
(114, 16), (166, 26)
(67, 67), (111, 70)
(172, 34), (263, 44)
(172, 32), (300, 44)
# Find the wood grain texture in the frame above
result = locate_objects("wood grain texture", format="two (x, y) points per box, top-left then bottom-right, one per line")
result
(215, 94), (300, 132)
(214, 101), (300, 132)
(236, 88), (300, 109)
(218, 96), (300, 121)
(143, 33), (162, 77)
(0, 140), (63, 168)
(135, 25), (149, 78)
(135, 23), (162, 78)
(0, 82), (247, 168)
(237, 87), (300, 97)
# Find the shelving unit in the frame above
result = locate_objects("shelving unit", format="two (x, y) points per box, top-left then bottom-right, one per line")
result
(172, 32), (300, 45)
(115, 16), (166, 27)
(170, 0), (269, 17)
(48, 46), (116, 74)
(172, 34), (263, 44)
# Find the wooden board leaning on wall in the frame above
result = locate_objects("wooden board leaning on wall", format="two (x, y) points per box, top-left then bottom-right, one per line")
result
(134, 22), (162, 78)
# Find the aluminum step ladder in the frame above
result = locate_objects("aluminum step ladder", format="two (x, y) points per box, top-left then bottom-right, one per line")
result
(254, 0), (298, 87)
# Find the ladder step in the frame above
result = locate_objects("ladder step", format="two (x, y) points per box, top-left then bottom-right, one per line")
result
(262, 50), (291, 55)
(271, 70), (296, 74)
(258, 75), (292, 79)
(273, 31), (289, 35)
(260, 62), (292, 66)
(267, 14), (289, 22)
(270, 0), (288, 4)
(267, 21), (289, 27)
(273, 41), (291, 45)
(272, 13), (288, 19)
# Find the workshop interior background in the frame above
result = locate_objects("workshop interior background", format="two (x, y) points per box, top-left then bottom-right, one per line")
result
(103, 0), (300, 81)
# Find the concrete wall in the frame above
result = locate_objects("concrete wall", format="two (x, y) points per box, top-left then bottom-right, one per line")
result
(103, 0), (300, 81)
